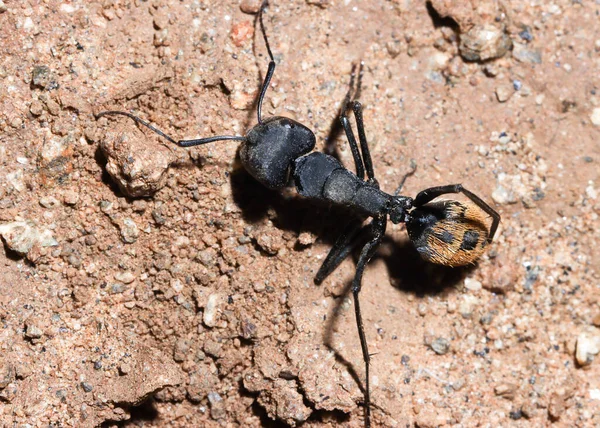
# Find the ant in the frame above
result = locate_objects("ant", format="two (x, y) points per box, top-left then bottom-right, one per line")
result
(97, 1), (500, 426)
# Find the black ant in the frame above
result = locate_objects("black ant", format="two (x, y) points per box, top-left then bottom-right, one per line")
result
(97, 1), (500, 426)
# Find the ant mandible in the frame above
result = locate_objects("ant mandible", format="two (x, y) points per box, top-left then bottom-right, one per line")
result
(97, 1), (500, 426)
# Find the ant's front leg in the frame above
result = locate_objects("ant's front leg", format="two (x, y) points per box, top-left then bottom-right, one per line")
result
(350, 214), (386, 428)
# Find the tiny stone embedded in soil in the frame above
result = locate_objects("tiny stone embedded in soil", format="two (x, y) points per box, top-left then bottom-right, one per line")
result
(100, 122), (175, 197)
(512, 42), (542, 64)
(459, 24), (512, 62)
(119, 218), (139, 243)
(32, 65), (58, 90)
(575, 330), (600, 366)
(240, 0), (261, 14)
(81, 382), (93, 392)
(203, 294), (221, 328)
(430, 337), (450, 355)
(0, 220), (58, 260)
(208, 392), (226, 419)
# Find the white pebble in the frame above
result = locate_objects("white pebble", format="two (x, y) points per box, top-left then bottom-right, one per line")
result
(575, 331), (600, 366)
(203, 294), (221, 328)
(464, 278), (482, 291)
(590, 108), (600, 126)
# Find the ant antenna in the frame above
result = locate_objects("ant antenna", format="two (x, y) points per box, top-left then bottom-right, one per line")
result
(257, 0), (275, 125)
(96, 111), (246, 147)
(97, 111), (178, 144)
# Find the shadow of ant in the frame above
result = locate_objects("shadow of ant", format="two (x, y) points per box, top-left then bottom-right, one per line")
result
(317, 234), (475, 404)
(101, 397), (159, 427)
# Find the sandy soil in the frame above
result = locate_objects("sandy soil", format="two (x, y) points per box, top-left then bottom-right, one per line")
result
(1, 0), (599, 427)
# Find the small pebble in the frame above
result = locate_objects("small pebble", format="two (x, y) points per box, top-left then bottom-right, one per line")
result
(0, 221), (58, 257)
(512, 43), (542, 64)
(297, 231), (316, 246)
(31, 65), (58, 90)
(495, 85), (513, 103)
(114, 271), (135, 284)
(203, 294), (220, 328)
(386, 39), (403, 58)
(109, 283), (127, 294)
(119, 363), (131, 375)
(0, 363), (14, 389)
(81, 382), (93, 392)
(208, 391), (226, 419)
(0, 1), (7, 13)
(459, 295), (478, 319)
(590, 108), (600, 126)
(100, 124), (174, 197)
(492, 185), (516, 205)
(25, 323), (43, 339)
(241, 319), (257, 339)
(39, 196), (60, 209)
(0, 383), (17, 402)
(519, 29), (533, 42)
(495, 382), (517, 399)
(513, 80), (522, 91)
(430, 338), (450, 355)
(509, 410), (523, 420)
(535, 94), (545, 105)
(483, 64), (499, 77)
(63, 190), (79, 205)
(464, 277), (482, 291)
(575, 331), (600, 366)
(30, 99), (44, 116)
(120, 218), (139, 244)
(459, 24), (512, 62)
(239, 0), (261, 14)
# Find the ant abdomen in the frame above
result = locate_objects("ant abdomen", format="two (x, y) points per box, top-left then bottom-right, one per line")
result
(406, 200), (490, 267)
(241, 116), (315, 189)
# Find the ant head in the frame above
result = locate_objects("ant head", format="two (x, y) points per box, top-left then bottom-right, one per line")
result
(405, 200), (491, 267)
(388, 196), (413, 224)
(242, 117), (316, 189)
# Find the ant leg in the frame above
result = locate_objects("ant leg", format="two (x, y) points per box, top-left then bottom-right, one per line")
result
(314, 219), (369, 285)
(256, 0), (275, 125)
(340, 104), (365, 180)
(350, 101), (376, 185)
(339, 64), (366, 180)
(96, 111), (246, 147)
(414, 184), (500, 241)
(352, 215), (386, 428)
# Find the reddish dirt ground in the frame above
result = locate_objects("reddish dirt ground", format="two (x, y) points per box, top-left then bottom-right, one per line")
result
(1, 0), (599, 427)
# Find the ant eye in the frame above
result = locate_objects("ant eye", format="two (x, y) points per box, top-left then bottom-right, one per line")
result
(406, 200), (490, 267)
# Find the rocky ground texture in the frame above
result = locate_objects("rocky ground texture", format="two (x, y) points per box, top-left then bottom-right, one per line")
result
(0, 0), (599, 426)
